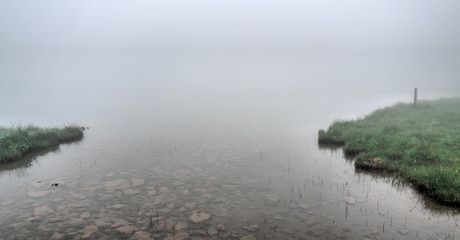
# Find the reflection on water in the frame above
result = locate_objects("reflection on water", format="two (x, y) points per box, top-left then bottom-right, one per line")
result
(0, 122), (459, 240)
(0, 141), (84, 178)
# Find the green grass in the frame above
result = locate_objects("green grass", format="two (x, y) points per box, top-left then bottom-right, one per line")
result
(318, 98), (460, 205)
(0, 125), (84, 163)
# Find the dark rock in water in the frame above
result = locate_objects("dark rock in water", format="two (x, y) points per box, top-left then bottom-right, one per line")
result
(51, 183), (59, 187)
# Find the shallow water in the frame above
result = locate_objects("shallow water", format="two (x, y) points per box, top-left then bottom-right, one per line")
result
(1, 53), (459, 239)
(1, 118), (459, 240)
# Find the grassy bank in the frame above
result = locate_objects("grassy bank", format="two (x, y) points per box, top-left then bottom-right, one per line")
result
(0, 125), (84, 163)
(318, 98), (460, 205)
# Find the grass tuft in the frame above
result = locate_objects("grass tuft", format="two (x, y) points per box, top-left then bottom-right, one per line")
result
(0, 125), (83, 163)
(318, 98), (460, 205)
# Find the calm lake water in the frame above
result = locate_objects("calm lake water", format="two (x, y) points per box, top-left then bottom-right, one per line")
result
(1, 53), (459, 239)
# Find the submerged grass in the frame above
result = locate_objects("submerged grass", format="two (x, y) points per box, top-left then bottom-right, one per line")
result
(0, 125), (83, 163)
(318, 98), (460, 205)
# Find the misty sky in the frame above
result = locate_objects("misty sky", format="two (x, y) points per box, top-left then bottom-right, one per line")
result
(1, 0), (459, 126)
(1, 0), (460, 52)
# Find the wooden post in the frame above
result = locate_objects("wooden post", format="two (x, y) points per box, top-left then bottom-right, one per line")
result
(413, 88), (418, 107)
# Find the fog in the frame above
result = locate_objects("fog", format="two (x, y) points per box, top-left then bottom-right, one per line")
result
(1, 0), (460, 128)
(3, 2), (460, 238)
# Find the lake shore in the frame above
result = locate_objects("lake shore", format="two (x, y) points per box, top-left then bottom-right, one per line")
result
(318, 98), (460, 206)
(0, 125), (84, 163)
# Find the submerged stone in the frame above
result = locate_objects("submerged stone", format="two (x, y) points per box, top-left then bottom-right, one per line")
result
(132, 178), (145, 187)
(80, 225), (98, 239)
(123, 189), (141, 196)
(298, 203), (310, 210)
(159, 187), (169, 194)
(34, 206), (54, 216)
(175, 221), (188, 231)
(112, 218), (130, 227)
(103, 178), (129, 189)
(29, 191), (49, 198)
(163, 232), (189, 240)
(203, 193), (213, 199)
(94, 218), (111, 227)
(72, 199), (95, 208)
(208, 227), (218, 236)
(50, 232), (64, 240)
(240, 235), (256, 240)
(344, 197), (356, 205)
(242, 224), (260, 232)
(130, 231), (153, 240)
(68, 218), (85, 226)
(189, 212), (211, 223)
(185, 202), (196, 208)
(111, 203), (125, 209)
(264, 193), (280, 204)
(116, 225), (137, 234)
(217, 223), (226, 231)
(398, 229), (409, 235)
(80, 212), (91, 219)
